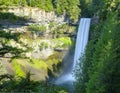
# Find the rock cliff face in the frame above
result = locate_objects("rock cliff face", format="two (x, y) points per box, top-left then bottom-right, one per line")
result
(7, 6), (66, 23)
(0, 7), (74, 81)
(1, 6), (70, 58)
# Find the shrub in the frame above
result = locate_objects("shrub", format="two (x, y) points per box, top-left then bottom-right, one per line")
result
(39, 42), (48, 51)
(49, 21), (55, 29)
(28, 24), (46, 34)
(54, 37), (72, 48)
(12, 59), (25, 77)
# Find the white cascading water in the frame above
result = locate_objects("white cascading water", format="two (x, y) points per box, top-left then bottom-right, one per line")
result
(73, 18), (91, 69)
(55, 18), (91, 84)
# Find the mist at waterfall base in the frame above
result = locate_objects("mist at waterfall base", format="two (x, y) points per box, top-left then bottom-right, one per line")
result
(54, 18), (91, 90)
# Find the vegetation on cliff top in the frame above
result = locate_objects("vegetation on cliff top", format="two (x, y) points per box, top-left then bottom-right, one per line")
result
(0, 0), (80, 21)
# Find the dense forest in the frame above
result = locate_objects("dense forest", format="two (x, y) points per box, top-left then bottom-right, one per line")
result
(0, 0), (120, 93)
(75, 0), (120, 93)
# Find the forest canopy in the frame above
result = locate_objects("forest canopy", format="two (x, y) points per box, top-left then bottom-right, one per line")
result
(0, 0), (80, 21)
(75, 0), (120, 93)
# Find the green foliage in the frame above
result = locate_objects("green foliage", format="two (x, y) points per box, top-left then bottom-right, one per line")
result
(49, 21), (55, 29)
(0, 0), (53, 12)
(58, 90), (68, 93)
(30, 0), (53, 11)
(52, 24), (74, 38)
(79, 0), (92, 17)
(66, 0), (80, 21)
(0, 12), (28, 23)
(29, 58), (48, 69)
(75, 5), (120, 93)
(46, 52), (62, 75)
(0, 73), (68, 93)
(12, 59), (25, 77)
(0, 73), (40, 92)
(0, 30), (20, 41)
(0, 0), (27, 6)
(28, 24), (46, 39)
(80, 0), (120, 18)
(54, 37), (72, 48)
(0, 0), (80, 21)
(39, 42), (49, 51)
(38, 81), (68, 93)
(53, 0), (80, 21)
(0, 30), (31, 57)
(28, 24), (46, 33)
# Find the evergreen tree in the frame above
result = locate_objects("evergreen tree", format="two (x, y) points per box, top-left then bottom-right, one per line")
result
(75, 1), (120, 93)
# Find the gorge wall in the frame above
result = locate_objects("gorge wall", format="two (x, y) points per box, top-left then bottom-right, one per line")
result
(3, 6), (66, 24)
(0, 6), (75, 81)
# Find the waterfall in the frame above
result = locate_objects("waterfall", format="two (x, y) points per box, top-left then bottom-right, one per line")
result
(55, 18), (91, 85)
(73, 18), (91, 70)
